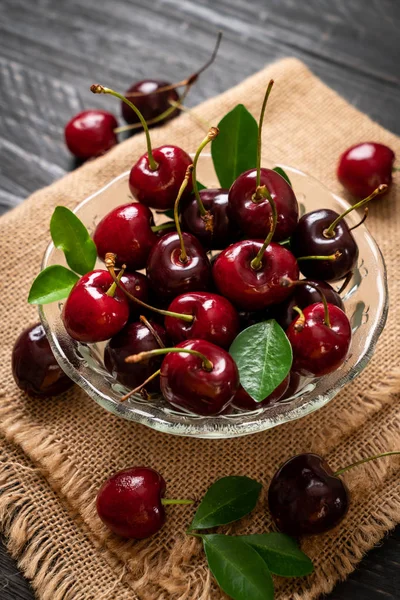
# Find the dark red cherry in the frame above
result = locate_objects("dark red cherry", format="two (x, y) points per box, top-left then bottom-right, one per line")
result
(290, 209), (358, 282)
(337, 142), (395, 198)
(160, 339), (239, 415)
(181, 188), (240, 250)
(62, 270), (129, 343)
(237, 306), (277, 331)
(164, 292), (239, 349)
(232, 375), (289, 411)
(119, 271), (150, 318)
(122, 80), (179, 126)
(146, 232), (211, 302)
(280, 371), (301, 400)
(213, 240), (299, 311)
(129, 145), (193, 211)
(93, 203), (157, 270)
(276, 279), (344, 331)
(286, 303), (351, 377)
(268, 453), (350, 536)
(228, 168), (299, 241)
(97, 466), (166, 539)
(104, 320), (168, 392)
(64, 110), (118, 160)
(12, 323), (73, 397)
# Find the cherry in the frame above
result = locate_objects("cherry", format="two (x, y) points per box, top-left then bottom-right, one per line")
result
(237, 307), (277, 331)
(91, 84), (192, 211)
(164, 292), (239, 349)
(232, 375), (289, 411)
(290, 184), (387, 282)
(286, 302), (351, 377)
(104, 319), (168, 393)
(268, 453), (349, 536)
(127, 339), (239, 415)
(276, 279), (344, 331)
(62, 270), (129, 343)
(280, 371), (301, 400)
(93, 202), (158, 271)
(228, 82), (298, 241)
(119, 271), (150, 318)
(338, 142), (395, 198)
(121, 80), (179, 126)
(64, 110), (118, 160)
(213, 188), (299, 310)
(12, 323), (73, 397)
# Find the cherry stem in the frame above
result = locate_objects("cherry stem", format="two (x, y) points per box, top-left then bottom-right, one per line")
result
(125, 347), (214, 372)
(140, 315), (165, 348)
(192, 127), (219, 219)
(337, 271), (353, 295)
(297, 251), (342, 262)
(90, 84), (158, 171)
(324, 184), (387, 238)
(161, 498), (195, 506)
(174, 165), (194, 263)
(151, 222), (176, 233)
(105, 266), (125, 297)
(349, 207), (368, 231)
(120, 369), (161, 403)
(255, 80), (274, 191)
(280, 277), (331, 328)
(334, 451), (400, 477)
(293, 306), (305, 330)
(250, 185), (278, 270)
(105, 253), (194, 323)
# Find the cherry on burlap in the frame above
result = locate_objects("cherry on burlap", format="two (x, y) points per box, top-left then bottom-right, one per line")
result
(0, 58), (399, 600)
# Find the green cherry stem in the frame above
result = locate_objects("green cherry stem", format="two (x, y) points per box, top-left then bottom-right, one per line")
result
(105, 266), (125, 298)
(280, 277), (331, 328)
(192, 127), (219, 220)
(324, 184), (387, 238)
(120, 369), (161, 403)
(292, 306), (306, 331)
(297, 251), (342, 262)
(139, 315), (165, 348)
(151, 222), (176, 233)
(90, 84), (159, 171)
(250, 185), (277, 270)
(125, 347), (214, 372)
(255, 80), (274, 193)
(161, 498), (195, 506)
(105, 254), (193, 323)
(174, 165), (194, 263)
(334, 451), (400, 477)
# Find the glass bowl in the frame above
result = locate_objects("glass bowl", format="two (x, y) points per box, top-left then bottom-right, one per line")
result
(40, 155), (388, 438)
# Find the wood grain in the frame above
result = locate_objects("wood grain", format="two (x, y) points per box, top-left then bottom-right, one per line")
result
(0, 0), (399, 598)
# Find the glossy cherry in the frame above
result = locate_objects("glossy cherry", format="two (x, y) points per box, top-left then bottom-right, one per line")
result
(104, 320), (168, 392)
(286, 303), (351, 377)
(164, 292), (239, 349)
(96, 467), (167, 539)
(268, 453), (350, 536)
(119, 271), (150, 318)
(12, 323), (73, 397)
(93, 203), (158, 270)
(337, 142), (395, 198)
(65, 110), (118, 160)
(122, 80), (179, 125)
(237, 307), (277, 331)
(280, 371), (301, 400)
(232, 375), (289, 411)
(276, 279), (344, 331)
(62, 270), (129, 343)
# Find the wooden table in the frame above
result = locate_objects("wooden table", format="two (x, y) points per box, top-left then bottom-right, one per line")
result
(0, 0), (399, 597)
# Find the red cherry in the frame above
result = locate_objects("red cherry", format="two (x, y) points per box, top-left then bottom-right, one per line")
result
(129, 145), (193, 211)
(232, 375), (290, 411)
(337, 142), (395, 197)
(93, 203), (158, 270)
(96, 467), (166, 539)
(64, 110), (118, 160)
(122, 80), (179, 126)
(12, 323), (73, 397)
(213, 240), (299, 311)
(164, 292), (239, 349)
(286, 303), (351, 377)
(119, 271), (150, 319)
(62, 270), (129, 343)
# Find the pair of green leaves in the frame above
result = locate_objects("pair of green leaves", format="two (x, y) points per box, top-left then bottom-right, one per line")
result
(211, 103), (292, 188)
(188, 476), (313, 600)
(28, 207), (97, 304)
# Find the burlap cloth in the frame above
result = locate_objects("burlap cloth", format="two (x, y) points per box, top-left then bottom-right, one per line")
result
(1, 58), (399, 600)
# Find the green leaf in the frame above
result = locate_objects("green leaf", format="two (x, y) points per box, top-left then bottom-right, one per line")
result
(239, 533), (314, 577)
(229, 320), (292, 402)
(203, 534), (274, 600)
(189, 476), (261, 530)
(211, 104), (258, 188)
(28, 266), (79, 305)
(273, 166), (292, 187)
(50, 206), (97, 275)
(197, 181), (206, 191)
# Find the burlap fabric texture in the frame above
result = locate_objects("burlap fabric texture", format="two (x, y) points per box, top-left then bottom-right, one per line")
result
(0, 58), (399, 600)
